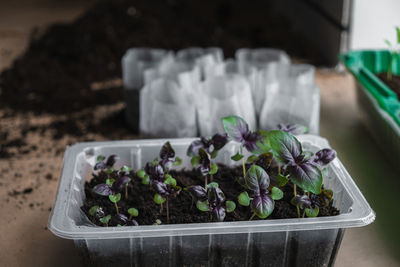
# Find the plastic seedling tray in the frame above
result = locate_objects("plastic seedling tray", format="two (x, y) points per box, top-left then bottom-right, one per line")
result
(340, 50), (400, 170)
(49, 135), (374, 267)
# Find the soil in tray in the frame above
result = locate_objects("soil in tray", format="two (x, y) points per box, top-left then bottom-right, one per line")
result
(82, 165), (339, 227)
(377, 73), (400, 99)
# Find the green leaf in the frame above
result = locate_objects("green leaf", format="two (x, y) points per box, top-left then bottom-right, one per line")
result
(152, 158), (159, 166)
(268, 130), (302, 165)
(238, 191), (250, 206)
(196, 200), (210, 212)
(120, 165), (132, 173)
(396, 26), (400, 43)
(106, 178), (115, 186)
(231, 152), (244, 161)
(270, 187), (283, 200)
(252, 135), (271, 155)
(385, 39), (392, 48)
(209, 163), (218, 175)
(155, 219), (162, 225)
(206, 182), (219, 188)
(96, 155), (105, 162)
(222, 115), (248, 143)
(305, 206), (319, 217)
(191, 156), (200, 166)
(99, 215), (111, 224)
(226, 201), (236, 213)
(246, 155), (258, 164)
(210, 150), (218, 159)
(275, 173), (289, 187)
(89, 205), (99, 216)
(142, 174), (150, 185)
(109, 193), (121, 203)
(174, 157), (182, 166)
(128, 208), (139, 217)
(154, 193), (166, 205)
(137, 169), (146, 178)
(105, 167), (115, 174)
(321, 167), (329, 178)
(117, 224), (122, 227)
(164, 174), (177, 186)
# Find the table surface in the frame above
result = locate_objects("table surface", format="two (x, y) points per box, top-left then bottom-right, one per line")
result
(0, 1), (399, 266)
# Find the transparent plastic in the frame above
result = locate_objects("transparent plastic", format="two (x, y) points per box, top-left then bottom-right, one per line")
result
(197, 74), (256, 136)
(49, 135), (375, 267)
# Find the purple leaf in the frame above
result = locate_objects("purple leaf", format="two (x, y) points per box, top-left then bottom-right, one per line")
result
(159, 141), (175, 164)
(187, 185), (207, 201)
(92, 184), (113, 196)
(277, 124), (308, 135)
(106, 155), (118, 167)
(187, 139), (207, 157)
(222, 115), (259, 152)
(244, 165), (270, 194)
(112, 176), (131, 192)
(115, 213), (129, 224)
(313, 149), (336, 166)
(210, 133), (228, 150)
(94, 162), (106, 171)
(208, 186), (226, 206)
(287, 161), (322, 194)
(153, 180), (169, 196)
(212, 206), (226, 222)
(145, 163), (164, 181)
(268, 130), (302, 165)
(198, 148), (211, 176)
(251, 194), (274, 219)
(291, 194), (312, 209)
(129, 219), (139, 226)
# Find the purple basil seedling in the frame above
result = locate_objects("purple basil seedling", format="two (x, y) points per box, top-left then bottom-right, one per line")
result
(187, 133), (228, 159)
(222, 115), (259, 179)
(237, 165), (283, 219)
(93, 176), (131, 214)
(94, 155), (119, 176)
(158, 141), (182, 172)
(190, 148), (219, 188)
(195, 184), (236, 222)
(153, 174), (182, 223)
(115, 213), (139, 226)
(291, 189), (333, 218)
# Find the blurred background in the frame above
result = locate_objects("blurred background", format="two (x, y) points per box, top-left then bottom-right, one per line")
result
(0, 0), (399, 266)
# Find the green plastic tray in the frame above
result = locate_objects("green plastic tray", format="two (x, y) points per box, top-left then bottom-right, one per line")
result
(339, 50), (400, 126)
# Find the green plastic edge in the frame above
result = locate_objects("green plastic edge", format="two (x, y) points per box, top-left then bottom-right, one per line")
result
(339, 50), (400, 126)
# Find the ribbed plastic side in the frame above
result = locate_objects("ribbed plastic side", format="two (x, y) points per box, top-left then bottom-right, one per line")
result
(75, 228), (344, 267)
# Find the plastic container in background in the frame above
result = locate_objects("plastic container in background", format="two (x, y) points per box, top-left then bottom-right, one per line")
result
(122, 48), (171, 131)
(236, 48), (291, 116)
(139, 79), (197, 138)
(49, 136), (375, 267)
(197, 74), (256, 136)
(259, 64), (319, 134)
(340, 50), (400, 170)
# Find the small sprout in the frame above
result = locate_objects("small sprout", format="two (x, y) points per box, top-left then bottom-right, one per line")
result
(137, 169), (146, 178)
(231, 151), (244, 161)
(153, 193), (166, 204)
(194, 186), (235, 222)
(128, 207), (139, 220)
(109, 193), (121, 214)
(94, 155), (119, 172)
(206, 182), (219, 189)
(174, 157), (182, 166)
(159, 142), (181, 171)
(153, 219), (162, 225)
(89, 205), (99, 216)
(305, 206), (319, 217)
(106, 178), (115, 186)
(119, 165), (132, 175)
(153, 178), (181, 223)
(274, 173), (289, 187)
(99, 215), (111, 226)
(270, 187), (283, 200)
(187, 134), (228, 157)
(239, 165), (275, 219)
(93, 175), (132, 202)
(277, 124), (308, 135)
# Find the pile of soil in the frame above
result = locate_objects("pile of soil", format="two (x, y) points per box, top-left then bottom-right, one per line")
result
(82, 165), (339, 226)
(0, 0), (315, 115)
(377, 73), (400, 99)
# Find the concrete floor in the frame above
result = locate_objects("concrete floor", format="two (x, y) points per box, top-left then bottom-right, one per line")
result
(0, 1), (399, 266)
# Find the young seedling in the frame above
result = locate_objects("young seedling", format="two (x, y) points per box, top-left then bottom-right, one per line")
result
(237, 165), (283, 220)
(384, 26), (400, 80)
(187, 133), (228, 159)
(291, 189), (333, 218)
(158, 141), (182, 172)
(254, 130), (336, 217)
(137, 162), (165, 185)
(194, 184), (236, 222)
(99, 214), (111, 227)
(222, 115), (259, 180)
(190, 148), (218, 188)
(94, 155), (119, 175)
(109, 193), (121, 214)
(153, 175), (181, 223)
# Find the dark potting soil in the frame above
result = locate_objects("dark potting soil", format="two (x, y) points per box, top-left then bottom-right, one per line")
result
(377, 73), (400, 99)
(82, 165), (339, 227)
(0, 0), (318, 116)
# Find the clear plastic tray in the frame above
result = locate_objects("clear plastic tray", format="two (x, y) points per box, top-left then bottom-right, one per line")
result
(49, 135), (375, 267)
